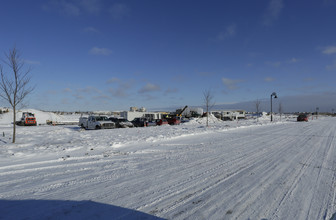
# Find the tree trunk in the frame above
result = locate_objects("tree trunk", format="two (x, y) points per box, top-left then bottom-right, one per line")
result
(13, 106), (16, 143)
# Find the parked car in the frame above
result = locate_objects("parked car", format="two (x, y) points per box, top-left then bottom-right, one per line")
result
(131, 118), (157, 127)
(180, 117), (190, 123)
(109, 117), (134, 128)
(156, 119), (168, 126)
(146, 120), (157, 127)
(297, 114), (308, 122)
(166, 117), (181, 125)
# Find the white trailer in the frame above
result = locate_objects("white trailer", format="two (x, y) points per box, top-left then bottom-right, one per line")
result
(120, 111), (162, 121)
(211, 110), (246, 121)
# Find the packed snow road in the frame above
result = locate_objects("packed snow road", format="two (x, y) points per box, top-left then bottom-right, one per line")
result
(0, 117), (336, 219)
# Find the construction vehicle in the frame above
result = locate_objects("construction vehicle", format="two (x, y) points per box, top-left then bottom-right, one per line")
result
(163, 106), (188, 125)
(176, 105), (188, 117)
(16, 112), (37, 126)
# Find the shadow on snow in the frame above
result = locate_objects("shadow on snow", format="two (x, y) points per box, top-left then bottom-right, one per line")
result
(0, 199), (166, 220)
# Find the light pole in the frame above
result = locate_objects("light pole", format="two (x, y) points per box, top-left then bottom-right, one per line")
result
(270, 92), (278, 122)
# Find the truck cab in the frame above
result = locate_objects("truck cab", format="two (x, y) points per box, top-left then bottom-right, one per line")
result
(16, 112), (37, 126)
(79, 115), (115, 129)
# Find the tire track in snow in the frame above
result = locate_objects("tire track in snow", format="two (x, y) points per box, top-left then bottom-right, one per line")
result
(168, 125), (313, 219)
(135, 125), (303, 216)
(151, 121), (334, 219)
(134, 140), (268, 211)
(1, 167), (137, 199)
(271, 141), (317, 218)
(137, 124), (291, 200)
(0, 155), (139, 199)
(270, 121), (336, 219)
(305, 125), (336, 220)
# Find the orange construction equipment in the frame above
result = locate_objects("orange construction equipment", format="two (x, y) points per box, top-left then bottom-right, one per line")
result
(16, 112), (37, 126)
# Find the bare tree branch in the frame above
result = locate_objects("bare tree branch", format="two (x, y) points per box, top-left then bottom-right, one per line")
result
(0, 47), (34, 143)
(278, 102), (283, 121)
(255, 99), (261, 122)
(203, 89), (215, 127)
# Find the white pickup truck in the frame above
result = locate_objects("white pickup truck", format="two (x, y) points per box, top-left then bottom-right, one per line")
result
(79, 115), (115, 130)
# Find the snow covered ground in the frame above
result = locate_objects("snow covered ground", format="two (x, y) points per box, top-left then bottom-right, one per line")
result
(0, 111), (335, 220)
(0, 109), (80, 126)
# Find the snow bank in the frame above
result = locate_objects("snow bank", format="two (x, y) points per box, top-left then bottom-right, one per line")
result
(0, 109), (80, 125)
(0, 111), (294, 161)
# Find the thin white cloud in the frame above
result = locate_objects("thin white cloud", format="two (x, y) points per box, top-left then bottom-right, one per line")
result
(199, 72), (215, 77)
(106, 77), (119, 84)
(63, 88), (72, 93)
(43, 0), (102, 16)
(83, 26), (100, 33)
(109, 3), (130, 20)
(139, 83), (160, 94)
(264, 77), (275, 82)
(304, 77), (314, 82)
(222, 78), (242, 90)
(79, 0), (102, 15)
(63, 2), (80, 16)
(73, 86), (105, 101)
(23, 59), (41, 65)
(326, 60), (336, 70)
(263, 0), (284, 26)
(93, 94), (111, 100)
(50, 1), (80, 16)
(77, 86), (101, 94)
(89, 47), (112, 55)
(265, 61), (281, 67)
(164, 88), (178, 95)
(216, 24), (236, 41)
(322, 46), (336, 55)
(108, 80), (133, 97)
(109, 88), (127, 97)
(324, 0), (336, 5)
(73, 93), (84, 100)
(288, 58), (300, 63)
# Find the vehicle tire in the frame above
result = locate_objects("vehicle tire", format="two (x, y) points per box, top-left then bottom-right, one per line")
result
(95, 125), (101, 129)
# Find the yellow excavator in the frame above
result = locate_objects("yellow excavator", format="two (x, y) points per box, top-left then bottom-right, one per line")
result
(176, 105), (188, 117)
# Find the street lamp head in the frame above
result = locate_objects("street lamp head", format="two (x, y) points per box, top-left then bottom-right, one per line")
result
(271, 92), (278, 98)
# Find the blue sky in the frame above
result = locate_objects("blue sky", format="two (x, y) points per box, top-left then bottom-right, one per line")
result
(1, 0), (336, 112)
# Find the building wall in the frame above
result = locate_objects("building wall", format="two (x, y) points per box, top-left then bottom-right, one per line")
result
(120, 111), (162, 121)
(211, 110), (246, 120)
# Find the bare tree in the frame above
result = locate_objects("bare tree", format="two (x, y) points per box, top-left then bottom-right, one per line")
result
(278, 102), (283, 121)
(0, 47), (34, 143)
(255, 99), (261, 122)
(203, 89), (215, 127)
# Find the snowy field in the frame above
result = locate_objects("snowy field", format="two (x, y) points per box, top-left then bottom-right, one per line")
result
(0, 111), (336, 220)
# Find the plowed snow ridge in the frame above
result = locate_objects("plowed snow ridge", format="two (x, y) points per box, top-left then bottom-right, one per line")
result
(0, 116), (335, 219)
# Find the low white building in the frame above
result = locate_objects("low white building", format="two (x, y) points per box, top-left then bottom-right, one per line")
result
(120, 110), (162, 121)
(211, 110), (246, 121)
